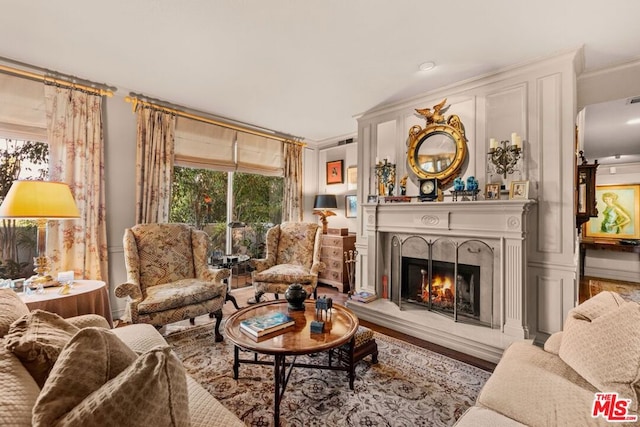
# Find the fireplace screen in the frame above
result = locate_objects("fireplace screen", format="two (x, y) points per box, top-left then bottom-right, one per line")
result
(402, 257), (480, 320)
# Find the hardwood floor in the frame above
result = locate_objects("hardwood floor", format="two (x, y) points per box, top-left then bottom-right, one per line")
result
(226, 279), (497, 372)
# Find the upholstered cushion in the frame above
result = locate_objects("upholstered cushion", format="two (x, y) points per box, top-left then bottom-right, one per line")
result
(128, 223), (196, 290)
(559, 293), (640, 411)
(4, 310), (79, 387)
(33, 329), (189, 426)
(138, 278), (225, 314)
(253, 264), (315, 284)
(33, 327), (138, 426)
(478, 341), (603, 426)
(275, 222), (319, 267)
(0, 288), (30, 338)
(543, 331), (563, 355)
(0, 343), (40, 427)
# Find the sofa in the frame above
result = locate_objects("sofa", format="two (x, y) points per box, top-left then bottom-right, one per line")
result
(0, 288), (244, 427)
(455, 291), (640, 426)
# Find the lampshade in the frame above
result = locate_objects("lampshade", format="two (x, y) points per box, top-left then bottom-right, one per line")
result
(0, 180), (80, 219)
(313, 194), (337, 210)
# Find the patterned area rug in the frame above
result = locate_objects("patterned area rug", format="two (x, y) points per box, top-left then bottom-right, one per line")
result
(166, 323), (491, 426)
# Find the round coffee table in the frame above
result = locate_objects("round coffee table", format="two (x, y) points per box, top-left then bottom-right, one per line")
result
(224, 299), (359, 425)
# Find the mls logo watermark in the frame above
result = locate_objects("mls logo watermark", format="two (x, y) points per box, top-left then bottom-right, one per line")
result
(592, 392), (638, 422)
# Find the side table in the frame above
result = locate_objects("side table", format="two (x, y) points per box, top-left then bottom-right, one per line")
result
(210, 254), (251, 310)
(20, 279), (113, 327)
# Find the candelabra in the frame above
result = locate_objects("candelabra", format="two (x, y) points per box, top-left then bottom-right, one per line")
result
(487, 136), (522, 179)
(374, 159), (396, 196)
(344, 249), (358, 293)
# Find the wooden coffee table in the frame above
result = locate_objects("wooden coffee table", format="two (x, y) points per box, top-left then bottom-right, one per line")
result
(224, 299), (359, 425)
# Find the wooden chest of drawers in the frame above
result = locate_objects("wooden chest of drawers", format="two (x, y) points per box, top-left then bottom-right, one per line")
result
(318, 233), (356, 293)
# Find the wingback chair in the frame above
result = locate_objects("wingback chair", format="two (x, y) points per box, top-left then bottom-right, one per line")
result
(251, 222), (324, 303)
(115, 223), (230, 342)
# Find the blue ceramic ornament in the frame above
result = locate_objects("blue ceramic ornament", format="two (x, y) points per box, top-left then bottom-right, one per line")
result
(453, 177), (465, 191)
(466, 176), (479, 191)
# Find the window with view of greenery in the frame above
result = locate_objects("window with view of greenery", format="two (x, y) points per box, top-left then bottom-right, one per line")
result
(0, 139), (49, 279)
(170, 166), (283, 259)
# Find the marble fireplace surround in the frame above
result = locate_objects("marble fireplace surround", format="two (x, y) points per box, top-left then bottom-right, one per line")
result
(347, 199), (536, 363)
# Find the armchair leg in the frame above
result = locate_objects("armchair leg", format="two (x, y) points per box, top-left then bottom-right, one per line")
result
(189, 318), (195, 325)
(248, 290), (264, 305)
(212, 309), (223, 342)
(274, 293), (279, 300)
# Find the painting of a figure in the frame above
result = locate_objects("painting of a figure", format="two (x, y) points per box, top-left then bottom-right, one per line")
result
(585, 184), (640, 239)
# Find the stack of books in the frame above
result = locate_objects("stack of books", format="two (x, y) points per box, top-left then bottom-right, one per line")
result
(350, 290), (377, 303)
(239, 311), (295, 339)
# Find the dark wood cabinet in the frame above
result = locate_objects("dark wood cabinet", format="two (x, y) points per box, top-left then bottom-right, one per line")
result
(576, 152), (598, 232)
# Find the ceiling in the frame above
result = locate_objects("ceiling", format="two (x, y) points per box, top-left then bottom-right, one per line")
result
(2, 1), (640, 144)
(583, 96), (640, 165)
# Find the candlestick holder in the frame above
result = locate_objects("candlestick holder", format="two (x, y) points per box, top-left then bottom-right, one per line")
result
(487, 140), (522, 179)
(374, 159), (396, 196)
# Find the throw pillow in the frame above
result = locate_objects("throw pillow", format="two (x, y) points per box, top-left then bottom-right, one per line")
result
(4, 310), (79, 387)
(0, 288), (30, 338)
(0, 344), (40, 427)
(35, 345), (190, 427)
(32, 327), (138, 426)
(559, 297), (640, 411)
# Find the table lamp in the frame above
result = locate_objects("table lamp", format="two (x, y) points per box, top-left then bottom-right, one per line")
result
(0, 180), (80, 286)
(313, 194), (337, 234)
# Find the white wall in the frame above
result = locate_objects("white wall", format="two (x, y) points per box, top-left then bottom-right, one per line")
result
(314, 143), (358, 232)
(356, 51), (580, 343)
(577, 58), (640, 283)
(583, 163), (640, 282)
(103, 93), (137, 319)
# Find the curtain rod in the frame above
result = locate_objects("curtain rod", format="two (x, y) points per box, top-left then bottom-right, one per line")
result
(125, 94), (306, 147)
(0, 61), (115, 97)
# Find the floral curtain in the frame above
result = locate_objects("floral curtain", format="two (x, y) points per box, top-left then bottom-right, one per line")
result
(135, 107), (176, 224)
(44, 84), (108, 282)
(282, 142), (303, 221)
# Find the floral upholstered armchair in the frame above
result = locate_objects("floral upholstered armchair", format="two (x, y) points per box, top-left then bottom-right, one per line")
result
(115, 223), (230, 341)
(251, 222), (324, 303)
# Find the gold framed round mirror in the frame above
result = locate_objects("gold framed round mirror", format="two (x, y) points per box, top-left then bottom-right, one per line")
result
(408, 100), (468, 187)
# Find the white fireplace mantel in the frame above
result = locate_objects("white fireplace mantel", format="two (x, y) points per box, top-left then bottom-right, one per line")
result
(349, 199), (536, 362)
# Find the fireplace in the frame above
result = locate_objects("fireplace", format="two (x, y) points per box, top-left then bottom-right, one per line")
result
(349, 200), (534, 362)
(402, 257), (481, 321)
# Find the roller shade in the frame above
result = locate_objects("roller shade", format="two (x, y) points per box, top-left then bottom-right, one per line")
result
(0, 73), (47, 140)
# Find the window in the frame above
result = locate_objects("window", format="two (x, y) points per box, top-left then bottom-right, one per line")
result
(0, 138), (49, 279)
(170, 166), (282, 259)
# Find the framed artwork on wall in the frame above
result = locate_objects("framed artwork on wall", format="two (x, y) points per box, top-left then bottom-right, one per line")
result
(347, 166), (357, 190)
(345, 195), (357, 218)
(509, 180), (529, 200)
(326, 160), (344, 184)
(584, 184), (640, 239)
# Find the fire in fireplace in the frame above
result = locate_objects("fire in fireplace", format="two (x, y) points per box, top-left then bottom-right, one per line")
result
(401, 256), (481, 320)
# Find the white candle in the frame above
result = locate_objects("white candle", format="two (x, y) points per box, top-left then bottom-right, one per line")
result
(514, 135), (521, 148)
(375, 157), (379, 164)
(511, 132), (518, 145)
(489, 138), (497, 149)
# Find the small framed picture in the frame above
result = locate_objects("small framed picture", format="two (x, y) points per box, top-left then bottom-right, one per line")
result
(509, 180), (529, 200)
(345, 195), (357, 218)
(485, 183), (501, 200)
(347, 166), (357, 190)
(367, 195), (378, 204)
(326, 160), (344, 184)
